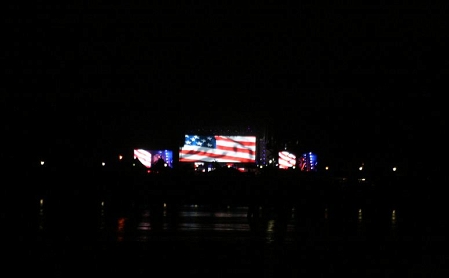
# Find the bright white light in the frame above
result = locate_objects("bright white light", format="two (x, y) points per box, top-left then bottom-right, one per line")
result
(359, 166), (363, 171)
(40, 161), (45, 166)
(102, 162), (105, 166)
(392, 167), (397, 172)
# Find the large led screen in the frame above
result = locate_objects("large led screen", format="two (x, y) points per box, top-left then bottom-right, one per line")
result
(179, 135), (257, 163)
(278, 151), (296, 169)
(134, 149), (173, 168)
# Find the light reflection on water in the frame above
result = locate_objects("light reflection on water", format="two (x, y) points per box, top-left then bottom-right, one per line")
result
(135, 206), (252, 233)
(5, 181), (449, 277)
(28, 197), (430, 244)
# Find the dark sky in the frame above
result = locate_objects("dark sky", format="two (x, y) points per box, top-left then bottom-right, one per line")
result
(4, 3), (448, 171)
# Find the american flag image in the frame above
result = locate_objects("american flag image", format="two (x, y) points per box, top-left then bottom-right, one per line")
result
(134, 149), (152, 168)
(179, 135), (257, 163)
(278, 151), (296, 169)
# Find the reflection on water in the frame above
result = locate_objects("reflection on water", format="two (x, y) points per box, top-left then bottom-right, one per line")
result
(4, 181), (447, 247)
(38, 198), (44, 231)
(3, 187), (449, 277)
(127, 205), (254, 242)
(28, 196), (428, 244)
(4, 176), (449, 277)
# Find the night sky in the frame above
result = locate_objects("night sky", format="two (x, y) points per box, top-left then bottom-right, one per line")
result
(4, 3), (448, 173)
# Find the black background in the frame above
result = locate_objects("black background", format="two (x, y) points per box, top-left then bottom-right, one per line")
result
(3, 3), (447, 173)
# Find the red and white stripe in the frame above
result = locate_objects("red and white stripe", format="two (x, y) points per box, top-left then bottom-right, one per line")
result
(278, 151), (296, 169)
(134, 149), (152, 168)
(180, 135), (257, 163)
